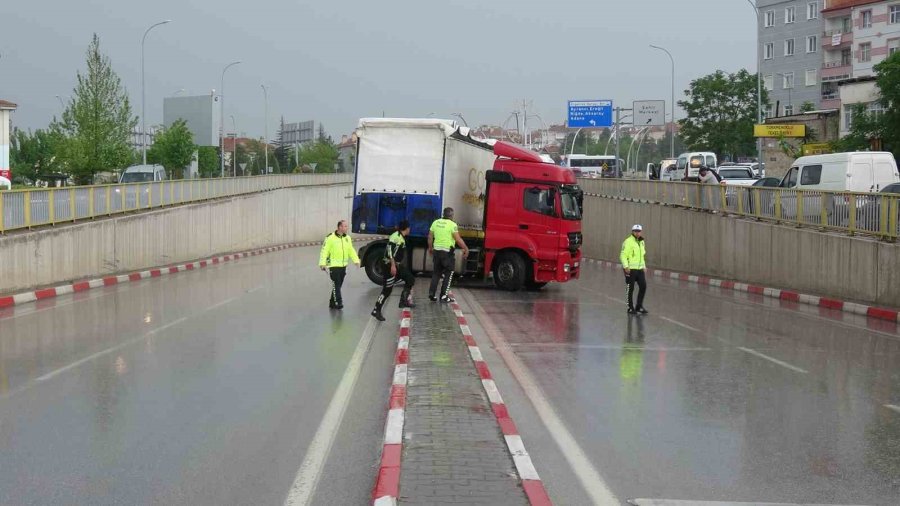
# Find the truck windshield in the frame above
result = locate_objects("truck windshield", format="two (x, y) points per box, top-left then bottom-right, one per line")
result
(560, 187), (582, 220)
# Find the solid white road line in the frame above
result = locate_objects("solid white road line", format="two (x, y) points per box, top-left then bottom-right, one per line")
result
(35, 317), (189, 382)
(629, 500), (870, 506)
(460, 290), (619, 506)
(737, 347), (808, 374)
(656, 316), (701, 333)
(283, 318), (377, 506)
(885, 404), (900, 415)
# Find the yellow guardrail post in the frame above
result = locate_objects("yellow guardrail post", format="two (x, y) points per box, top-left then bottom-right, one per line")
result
(719, 185), (727, 211)
(69, 188), (76, 222)
(24, 191), (32, 228)
(890, 197), (899, 240)
(820, 193), (828, 227)
(774, 191), (782, 220)
(106, 186), (111, 215)
(879, 194), (889, 238)
(737, 188), (745, 215)
(89, 187), (95, 219)
(796, 190), (804, 226)
(848, 194), (857, 234)
(48, 189), (56, 225)
(0, 192), (4, 233)
(121, 184), (126, 211)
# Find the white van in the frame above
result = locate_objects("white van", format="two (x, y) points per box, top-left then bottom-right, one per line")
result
(119, 164), (167, 184)
(779, 152), (899, 192)
(674, 152), (717, 180)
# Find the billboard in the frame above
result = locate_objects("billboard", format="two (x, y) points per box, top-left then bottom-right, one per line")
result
(164, 94), (219, 147)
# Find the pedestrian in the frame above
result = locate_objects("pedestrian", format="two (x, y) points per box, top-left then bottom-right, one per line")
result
(319, 219), (360, 310)
(428, 207), (469, 303)
(697, 166), (721, 209)
(371, 220), (416, 321)
(621, 224), (648, 315)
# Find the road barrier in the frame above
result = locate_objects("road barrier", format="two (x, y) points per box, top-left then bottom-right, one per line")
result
(0, 174), (353, 233)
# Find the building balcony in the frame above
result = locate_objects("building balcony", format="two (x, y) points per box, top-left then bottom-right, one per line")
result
(822, 30), (853, 48)
(821, 98), (842, 110)
(822, 62), (852, 81)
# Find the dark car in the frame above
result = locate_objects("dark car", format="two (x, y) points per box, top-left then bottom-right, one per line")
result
(752, 177), (780, 187)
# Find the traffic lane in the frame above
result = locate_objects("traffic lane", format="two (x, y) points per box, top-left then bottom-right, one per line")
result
(465, 267), (900, 505)
(0, 246), (395, 505)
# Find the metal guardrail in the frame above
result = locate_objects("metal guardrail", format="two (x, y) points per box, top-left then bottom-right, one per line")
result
(0, 173), (353, 233)
(581, 179), (900, 240)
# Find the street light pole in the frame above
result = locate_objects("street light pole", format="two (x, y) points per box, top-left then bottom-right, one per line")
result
(451, 113), (469, 127)
(747, 0), (764, 170)
(230, 115), (237, 177)
(650, 44), (675, 158)
(261, 84), (269, 175)
(220, 61), (241, 178)
(141, 19), (172, 165)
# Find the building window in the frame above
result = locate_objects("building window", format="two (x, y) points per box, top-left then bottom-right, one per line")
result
(807, 35), (818, 53)
(765, 105), (774, 119)
(786, 6), (796, 23)
(764, 42), (775, 59)
(842, 16), (852, 33)
(783, 72), (795, 89)
(844, 105), (855, 130)
(868, 101), (885, 118)
(807, 2), (818, 20)
(862, 10), (872, 28)
(785, 104), (795, 116)
(841, 47), (852, 65)
(890, 39), (899, 55)
(806, 69), (817, 86)
(785, 38), (795, 56)
(765, 10), (776, 27)
(764, 74), (774, 91)
(891, 5), (900, 24)
(860, 42), (872, 62)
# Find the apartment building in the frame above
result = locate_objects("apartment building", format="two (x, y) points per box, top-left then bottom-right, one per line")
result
(820, 0), (900, 135)
(758, 0), (825, 116)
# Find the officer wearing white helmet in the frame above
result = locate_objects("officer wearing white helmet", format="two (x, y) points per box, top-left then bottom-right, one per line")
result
(620, 224), (648, 315)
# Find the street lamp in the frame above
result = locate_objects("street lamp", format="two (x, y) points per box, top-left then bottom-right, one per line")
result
(747, 0), (764, 168)
(451, 113), (469, 127)
(649, 44), (675, 158)
(220, 61), (241, 177)
(261, 84), (269, 176)
(230, 115), (237, 177)
(141, 19), (172, 165)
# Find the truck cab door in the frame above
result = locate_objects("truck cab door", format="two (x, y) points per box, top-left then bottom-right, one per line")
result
(520, 186), (560, 261)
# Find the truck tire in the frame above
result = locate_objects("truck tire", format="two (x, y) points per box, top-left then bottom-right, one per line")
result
(364, 245), (387, 285)
(493, 252), (526, 291)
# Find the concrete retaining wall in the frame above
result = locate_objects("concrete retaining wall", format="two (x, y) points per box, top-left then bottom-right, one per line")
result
(0, 183), (353, 294)
(582, 195), (900, 308)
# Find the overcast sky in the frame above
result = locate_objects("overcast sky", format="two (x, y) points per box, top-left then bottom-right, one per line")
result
(2, 0), (757, 140)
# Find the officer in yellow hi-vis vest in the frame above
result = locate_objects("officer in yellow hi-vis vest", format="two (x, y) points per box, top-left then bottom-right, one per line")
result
(620, 224), (648, 315)
(319, 220), (360, 310)
(428, 207), (469, 303)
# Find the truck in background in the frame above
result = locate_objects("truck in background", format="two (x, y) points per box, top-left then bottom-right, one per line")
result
(352, 118), (583, 291)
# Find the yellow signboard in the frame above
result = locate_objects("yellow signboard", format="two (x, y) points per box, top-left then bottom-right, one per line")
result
(801, 143), (832, 156)
(754, 124), (806, 137)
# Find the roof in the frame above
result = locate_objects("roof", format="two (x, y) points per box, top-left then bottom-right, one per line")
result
(822, 0), (883, 13)
(0, 100), (17, 110)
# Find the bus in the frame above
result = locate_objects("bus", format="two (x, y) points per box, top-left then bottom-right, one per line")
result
(564, 155), (624, 178)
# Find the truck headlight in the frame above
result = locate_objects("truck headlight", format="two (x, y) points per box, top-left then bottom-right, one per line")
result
(563, 263), (570, 273)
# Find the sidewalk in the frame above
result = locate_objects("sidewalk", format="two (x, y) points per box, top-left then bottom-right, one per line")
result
(398, 294), (530, 505)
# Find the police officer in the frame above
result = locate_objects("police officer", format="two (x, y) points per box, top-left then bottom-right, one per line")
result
(371, 220), (415, 321)
(319, 219), (360, 310)
(428, 207), (469, 303)
(621, 224), (648, 315)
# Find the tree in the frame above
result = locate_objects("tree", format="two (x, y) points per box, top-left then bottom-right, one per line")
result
(297, 140), (339, 173)
(197, 146), (219, 178)
(834, 52), (900, 156)
(678, 69), (768, 161)
(9, 128), (67, 184)
(55, 34), (137, 185)
(147, 119), (195, 179)
(274, 117), (293, 173)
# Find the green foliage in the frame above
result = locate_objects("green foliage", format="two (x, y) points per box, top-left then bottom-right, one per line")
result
(55, 34), (137, 185)
(9, 128), (67, 184)
(833, 53), (900, 156)
(298, 141), (339, 173)
(677, 69), (768, 161)
(197, 146), (219, 178)
(147, 119), (195, 179)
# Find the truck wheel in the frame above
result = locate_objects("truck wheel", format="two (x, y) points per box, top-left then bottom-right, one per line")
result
(493, 252), (526, 291)
(364, 245), (387, 285)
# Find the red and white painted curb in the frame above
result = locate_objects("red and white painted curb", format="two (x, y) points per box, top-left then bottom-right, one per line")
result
(0, 238), (376, 310)
(585, 258), (900, 324)
(450, 300), (553, 506)
(372, 309), (411, 506)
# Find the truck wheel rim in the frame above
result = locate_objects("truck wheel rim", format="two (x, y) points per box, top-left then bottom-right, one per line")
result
(498, 263), (514, 282)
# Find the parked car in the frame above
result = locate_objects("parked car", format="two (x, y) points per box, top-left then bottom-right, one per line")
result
(718, 167), (757, 186)
(752, 177), (780, 187)
(849, 182), (900, 232)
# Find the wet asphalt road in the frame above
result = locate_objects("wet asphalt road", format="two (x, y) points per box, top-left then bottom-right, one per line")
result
(460, 262), (900, 505)
(0, 245), (398, 506)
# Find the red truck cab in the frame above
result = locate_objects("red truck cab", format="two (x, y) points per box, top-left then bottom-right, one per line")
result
(482, 142), (583, 290)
